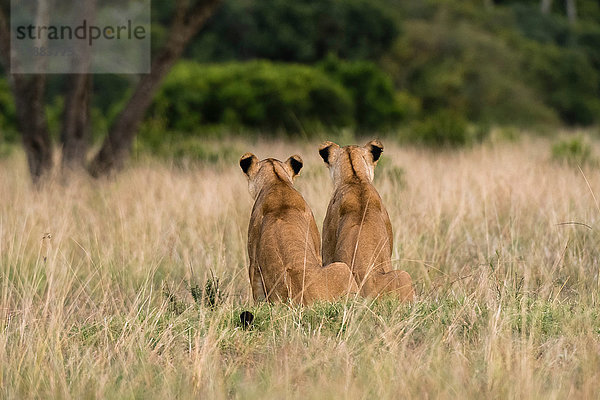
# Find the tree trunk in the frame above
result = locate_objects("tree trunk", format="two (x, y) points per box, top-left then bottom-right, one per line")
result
(541, 0), (552, 14)
(565, 0), (577, 24)
(87, 46), (185, 177)
(88, 0), (222, 177)
(13, 76), (53, 183)
(61, 74), (92, 170)
(61, 0), (95, 170)
(1, 0), (222, 181)
(0, 0), (53, 184)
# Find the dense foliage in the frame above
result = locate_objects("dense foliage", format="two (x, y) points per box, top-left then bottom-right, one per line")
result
(148, 61), (354, 134)
(319, 55), (407, 131)
(146, 57), (409, 134)
(380, 1), (600, 128)
(1, 0), (600, 145)
(185, 0), (398, 63)
(175, 0), (600, 135)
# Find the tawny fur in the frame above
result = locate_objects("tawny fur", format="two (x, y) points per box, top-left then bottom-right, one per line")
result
(240, 153), (358, 305)
(319, 140), (414, 301)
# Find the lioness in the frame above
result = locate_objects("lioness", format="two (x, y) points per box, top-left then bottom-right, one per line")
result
(318, 140), (414, 300)
(240, 152), (358, 305)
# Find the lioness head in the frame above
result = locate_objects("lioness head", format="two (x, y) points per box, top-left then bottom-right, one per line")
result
(318, 140), (383, 185)
(239, 153), (304, 199)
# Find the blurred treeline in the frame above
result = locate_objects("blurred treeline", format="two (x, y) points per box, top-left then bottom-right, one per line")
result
(1, 0), (600, 149)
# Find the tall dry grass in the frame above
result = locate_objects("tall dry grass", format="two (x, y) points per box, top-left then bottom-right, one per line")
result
(1, 136), (599, 399)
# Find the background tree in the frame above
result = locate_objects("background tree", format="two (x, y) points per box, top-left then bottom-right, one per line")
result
(60, 0), (96, 171)
(89, 0), (222, 176)
(0, 0), (52, 183)
(0, 0), (222, 182)
(566, 0), (577, 24)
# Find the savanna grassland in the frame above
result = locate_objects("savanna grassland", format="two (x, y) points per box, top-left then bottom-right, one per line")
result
(1, 134), (599, 399)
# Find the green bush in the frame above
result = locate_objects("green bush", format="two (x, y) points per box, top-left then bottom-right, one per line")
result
(319, 55), (409, 130)
(410, 110), (473, 147)
(149, 61), (355, 134)
(520, 42), (600, 126)
(551, 136), (596, 167)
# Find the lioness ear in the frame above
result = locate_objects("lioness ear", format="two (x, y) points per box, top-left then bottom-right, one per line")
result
(365, 139), (383, 163)
(286, 155), (303, 177)
(240, 153), (258, 177)
(318, 141), (339, 165)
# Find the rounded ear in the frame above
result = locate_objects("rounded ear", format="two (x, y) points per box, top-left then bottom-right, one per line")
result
(239, 153), (258, 177)
(365, 139), (383, 163)
(318, 141), (339, 165)
(286, 154), (303, 177)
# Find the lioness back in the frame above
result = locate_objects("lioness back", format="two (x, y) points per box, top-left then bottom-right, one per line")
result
(319, 140), (414, 301)
(240, 153), (358, 305)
